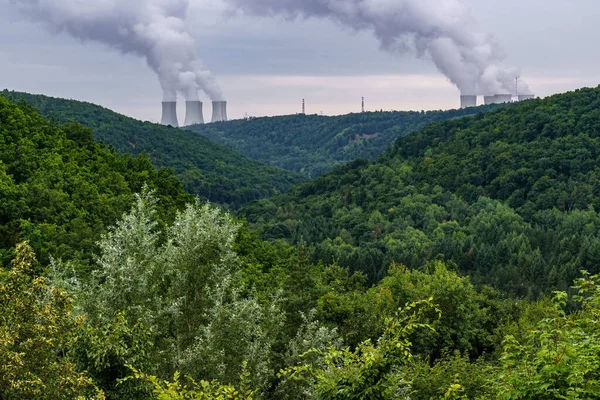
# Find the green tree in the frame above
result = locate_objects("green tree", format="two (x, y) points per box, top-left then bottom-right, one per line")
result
(64, 190), (282, 392)
(0, 243), (102, 399)
(281, 299), (439, 399)
(494, 272), (600, 398)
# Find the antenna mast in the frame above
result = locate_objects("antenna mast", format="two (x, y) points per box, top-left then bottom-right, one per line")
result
(302, 99), (305, 115)
(362, 97), (365, 113)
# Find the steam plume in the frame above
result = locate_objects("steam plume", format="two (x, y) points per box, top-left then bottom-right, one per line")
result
(7, 0), (224, 101)
(225, 0), (531, 95)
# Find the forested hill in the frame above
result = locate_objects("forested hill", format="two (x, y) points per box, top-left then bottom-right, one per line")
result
(241, 86), (600, 297)
(0, 95), (193, 267)
(5, 89), (600, 399)
(2, 90), (306, 208)
(186, 104), (501, 178)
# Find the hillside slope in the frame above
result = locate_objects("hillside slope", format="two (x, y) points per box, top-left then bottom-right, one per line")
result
(241, 86), (600, 297)
(186, 105), (501, 178)
(0, 95), (192, 267)
(3, 90), (306, 208)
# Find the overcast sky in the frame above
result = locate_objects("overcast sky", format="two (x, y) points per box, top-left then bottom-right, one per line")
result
(1, 0), (599, 121)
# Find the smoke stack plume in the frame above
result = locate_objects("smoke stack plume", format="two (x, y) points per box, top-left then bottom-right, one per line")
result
(161, 102), (179, 127)
(184, 101), (204, 126)
(460, 95), (477, 109)
(211, 101), (228, 123)
(8, 0), (225, 103)
(225, 0), (532, 96)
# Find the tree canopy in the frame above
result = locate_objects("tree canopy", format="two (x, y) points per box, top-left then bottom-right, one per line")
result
(4, 85), (600, 398)
(3, 90), (306, 208)
(186, 105), (501, 179)
(241, 86), (600, 296)
(0, 95), (192, 267)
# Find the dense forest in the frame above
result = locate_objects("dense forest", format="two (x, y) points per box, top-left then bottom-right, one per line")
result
(3, 88), (600, 399)
(0, 96), (192, 268)
(186, 105), (501, 178)
(3, 90), (306, 208)
(241, 87), (600, 298)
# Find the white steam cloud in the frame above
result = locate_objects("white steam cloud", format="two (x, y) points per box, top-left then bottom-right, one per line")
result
(7, 0), (224, 101)
(225, 0), (531, 95)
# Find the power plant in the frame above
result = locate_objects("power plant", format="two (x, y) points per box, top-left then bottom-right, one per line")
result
(484, 95), (497, 106)
(161, 102), (179, 127)
(159, 82), (535, 124)
(462, 93), (536, 109)
(184, 101), (204, 126)
(211, 101), (228, 123)
(495, 94), (513, 104)
(460, 95), (477, 109)
(161, 100), (227, 126)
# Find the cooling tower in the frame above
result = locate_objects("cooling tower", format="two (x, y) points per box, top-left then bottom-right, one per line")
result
(161, 102), (179, 127)
(495, 94), (513, 104)
(484, 95), (497, 105)
(184, 101), (204, 126)
(211, 101), (228, 123)
(518, 95), (535, 101)
(460, 95), (477, 109)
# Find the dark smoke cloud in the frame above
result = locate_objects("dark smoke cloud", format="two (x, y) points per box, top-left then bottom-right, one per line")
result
(7, 0), (224, 101)
(225, 0), (531, 95)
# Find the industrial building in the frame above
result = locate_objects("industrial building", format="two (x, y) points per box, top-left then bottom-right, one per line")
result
(461, 93), (536, 109)
(161, 100), (228, 126)
(184, 101), (204, 126)
(161, 102), (179, 127)
(211, 101), (228, 122)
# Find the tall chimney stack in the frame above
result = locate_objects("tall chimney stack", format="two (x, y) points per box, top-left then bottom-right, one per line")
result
(161, 102), (179, 127)
(460, 95), (477, 109)
(302, 99), (305, 115)
(362, 97), (365, 113)
(211, 101), (228, 123)
(184, 101), (204, 126)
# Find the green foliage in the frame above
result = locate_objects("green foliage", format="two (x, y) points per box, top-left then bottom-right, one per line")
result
(281, 299), (439, 399)
(186, 106), (501, 179)
(242, 86), (600, 296)
(181, 278), (285, 392)
(374, 262), (515, 359)
(60, 190), (282, 393)
(4, 90), (306, 208)
(274, 311), (342, 399)
(126, 364), (257, 400)
(8, 85), (600, 399)
(71, 313), (155, 399)
(0, 95), (192, 268)
(315, 261), (516, 361)
(409, 354), (492, 400)
(0, 243), (103, 399)
(494, 273), (600, 398)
